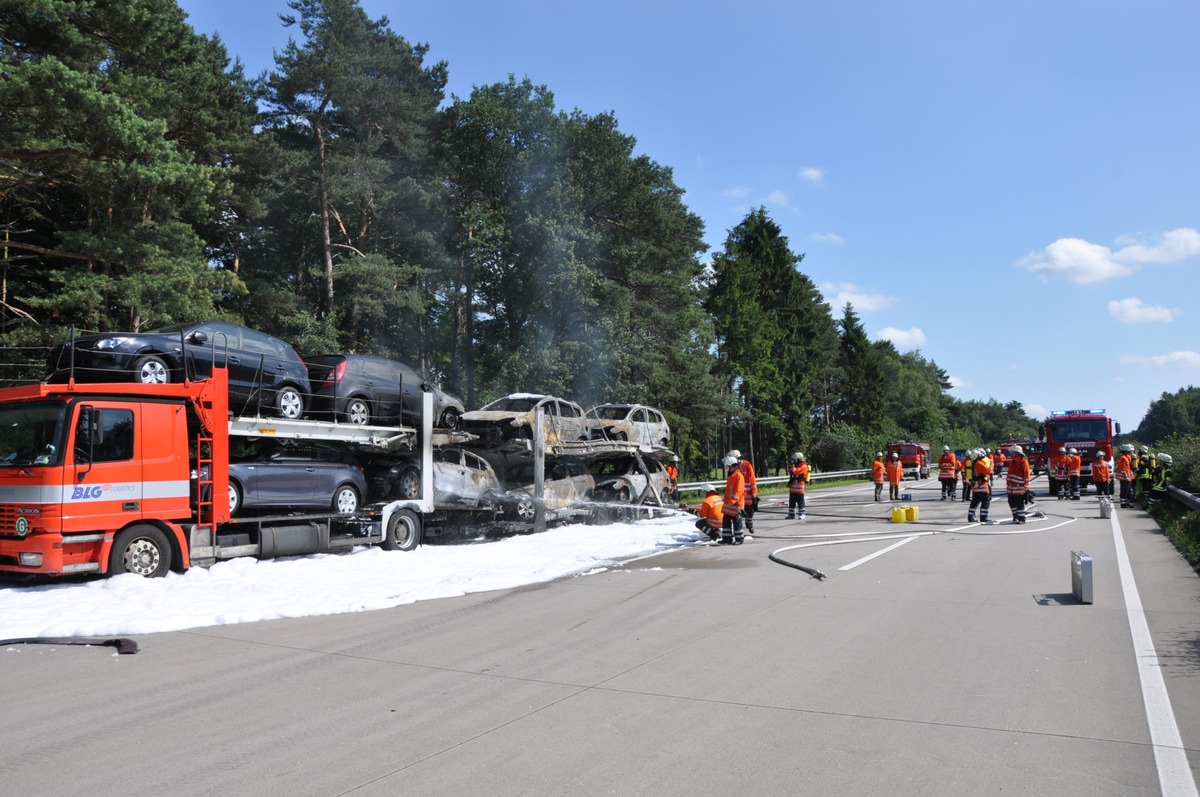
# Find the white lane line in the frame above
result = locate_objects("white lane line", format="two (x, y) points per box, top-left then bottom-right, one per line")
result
(1111, 511), (1198, 796)
(838, 535), (919, 571)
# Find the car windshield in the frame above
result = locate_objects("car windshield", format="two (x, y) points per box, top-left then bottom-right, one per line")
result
(483, 397), (543, 412)
(0, 401), (68, 467)
(588, 406), (632, 421)
(1048, 419), (1109, 442)
(590, 459), (634, 477)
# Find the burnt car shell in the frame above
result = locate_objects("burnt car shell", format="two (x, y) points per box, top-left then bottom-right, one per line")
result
(461, 394), (591, 449)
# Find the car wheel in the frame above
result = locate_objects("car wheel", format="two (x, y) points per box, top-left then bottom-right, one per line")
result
(508, 493), (537, 522)
(332, 484), (359, 514)
(659, 487), (672, 506)
(344, 398), (371, 426)
(439, 406), (461, 431)
(394, 468), (421, 500)
(275, 386), (304, 419)
(381, 508), (422, 551)
(228, 481), (242, 518)
(133, 355), (171, 385)
(617, 487), (631, 503)
(109, 525), (172, 577)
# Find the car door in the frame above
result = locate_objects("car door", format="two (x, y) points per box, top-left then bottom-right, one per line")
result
(434, 448), (467, 501)
(460, 451), (497, 504)
(365, 359), (404, 424)
(62, 404), (142, 535)
(239, 327), (286, 395)
(630, 407), (650, 446)
(254, 441), (321, 507)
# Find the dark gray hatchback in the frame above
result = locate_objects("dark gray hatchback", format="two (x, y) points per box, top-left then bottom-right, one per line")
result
(303, 354), (465, 430)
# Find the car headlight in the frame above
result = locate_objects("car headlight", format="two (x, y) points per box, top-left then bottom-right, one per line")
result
(94, 337), (134, 350)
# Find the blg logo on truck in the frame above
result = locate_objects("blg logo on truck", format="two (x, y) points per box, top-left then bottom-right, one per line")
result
(69, 483), (137, 501)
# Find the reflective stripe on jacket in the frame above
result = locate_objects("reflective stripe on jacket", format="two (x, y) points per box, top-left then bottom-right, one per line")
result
(1005, 457), (1031, 495)
(788, 463), (809, 495)
(723, 470), (745, 516)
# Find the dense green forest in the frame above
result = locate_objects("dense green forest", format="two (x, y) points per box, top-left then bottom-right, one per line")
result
(1, 0), (1062, 476)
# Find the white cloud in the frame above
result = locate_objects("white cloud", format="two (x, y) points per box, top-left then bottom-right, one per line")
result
(948, 375), (969, 389)
(1107, 297), (1181, 324)
(767, 189), (789, 205)
(820, 282), (896, 312)
(876, 326), (927, 350)
(799, 167), (825, 185)
(1018, 227), (1200, 284)
(810, 232), (845, 245)
(1119, 351), (1200, 369)
(1025, 403), (1048, 419)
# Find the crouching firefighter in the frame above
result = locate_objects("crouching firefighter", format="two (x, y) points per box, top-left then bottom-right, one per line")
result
(968, 450), (993, 523)
(695, 484), (723, 541)
(721, 455), (746, 544)
(1005, 445), (1031, 524)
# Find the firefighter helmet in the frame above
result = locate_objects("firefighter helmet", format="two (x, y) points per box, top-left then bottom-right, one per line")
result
(1068, 448), (1077, 454)
(1139, 445), (1149, 454)
(792, 451), (805, 462)
(727, 450), (741, 460)
(1157, 452), (1173, 466)
(722, 455), (737, 468)
(1095, 451), (1106, 458)
(1059, 446), (1067, 453)
(1010, 445), (1024, 456)
(702, 483), (718, 494)
(892, 452), (899, 459)
(943, 445), (950, 451)
(1121, 444), (1135, 452)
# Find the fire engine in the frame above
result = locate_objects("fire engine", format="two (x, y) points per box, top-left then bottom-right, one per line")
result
(886, 441), (931, 480)
(1041, 409), (1120, 492)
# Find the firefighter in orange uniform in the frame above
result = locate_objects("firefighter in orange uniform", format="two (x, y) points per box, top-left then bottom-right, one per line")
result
(885, 452), (904, 501)
(1005, 445), (1032, 523)
(1115, 444), (1135, 508)
(967, 449), (994, 523)
(1050, 446), (1069, 499)
(665, 456), (680, 503)
(872, 452), (886, 502)
(938, 445), (958, 501)
(695, 484), (723, 541)
(720, 455), (745, 545)
(728, 450), (758, 534)
(787, 451), (810, 520)
(1066, 447), (1083, 499)
(1092, 452), (1112, 498)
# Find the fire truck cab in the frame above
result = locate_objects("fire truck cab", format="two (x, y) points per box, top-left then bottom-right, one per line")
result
(1041, 409), (1120, 491)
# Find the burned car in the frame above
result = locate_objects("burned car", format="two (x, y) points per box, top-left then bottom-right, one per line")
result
(373, 446), (502, 509)
(587, 404), (671, 448)
(502, 458), (595, 523)
(590, 456), (673, 506)
(461, 394), (591, 449)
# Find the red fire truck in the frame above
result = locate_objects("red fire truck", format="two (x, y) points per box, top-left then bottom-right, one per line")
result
(1041, 409), (1121, 491)
(886, 441), (931, 480)
(0, 368), (430, 579)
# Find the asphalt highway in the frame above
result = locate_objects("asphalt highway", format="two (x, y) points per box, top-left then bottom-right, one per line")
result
(3, 474), (1198, 796)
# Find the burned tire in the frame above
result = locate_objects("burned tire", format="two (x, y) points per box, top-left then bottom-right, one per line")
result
(110, 525), (172, 578)
(508, 493), (537, 522)
(381, 509), (421, 551)
(133, 355), (171, 385)
(393, 468), (421, 500)
(439, 407), (461, 431)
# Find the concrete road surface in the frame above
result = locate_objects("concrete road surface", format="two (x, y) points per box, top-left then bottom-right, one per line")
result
(3, 474), (1198, 796)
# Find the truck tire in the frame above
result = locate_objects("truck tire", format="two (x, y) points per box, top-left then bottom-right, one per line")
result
(382, 509), (421, 551)
(110, 525), (172, 577)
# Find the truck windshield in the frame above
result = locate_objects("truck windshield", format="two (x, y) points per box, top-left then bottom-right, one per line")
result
(1048, 419), (1108, 442)
(0, 402), (68, 467)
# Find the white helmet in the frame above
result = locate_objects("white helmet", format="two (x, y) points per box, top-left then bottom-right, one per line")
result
(792, 451), (805, 461)
(892, 452), (899, 459)
(1157, 452), (1173, 466)
(727, 450), (741, 460)
(1010, 445), (1024, 456)
(1059, 446), (1067, 453)
(1121, 444), (1135, 452)
(1069, 448), (1077, 454)
(702, 483), (718, 494)
(943, 445), (950, 451)
(722, 455), (738, 468)
(877, 452), (884, 458)
(1095, 451), (1105, 458)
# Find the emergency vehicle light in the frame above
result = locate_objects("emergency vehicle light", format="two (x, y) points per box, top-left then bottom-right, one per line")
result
(1050, 408), (1106, 416)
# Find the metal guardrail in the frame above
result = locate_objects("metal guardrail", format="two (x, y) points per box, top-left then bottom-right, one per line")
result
(1168, 484), (1200, 512)
(677, 469), (871, 494)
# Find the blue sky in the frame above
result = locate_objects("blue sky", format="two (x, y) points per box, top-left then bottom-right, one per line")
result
(179, 0), (1200, 434)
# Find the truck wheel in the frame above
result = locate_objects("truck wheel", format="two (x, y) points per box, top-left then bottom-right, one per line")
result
(133, 355), (171, 385)
(332, 484), (359, 514)
(275, 386), (305, 419)
(382, 509), (421, 551)
(110, 525), (172, 577)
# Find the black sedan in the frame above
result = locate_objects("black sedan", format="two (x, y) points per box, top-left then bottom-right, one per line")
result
(46, 321), (312, 419)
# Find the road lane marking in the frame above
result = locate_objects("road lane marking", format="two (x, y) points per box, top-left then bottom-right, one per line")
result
(838, 535), (919, 571)
(1111, 511), (1198, 797)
